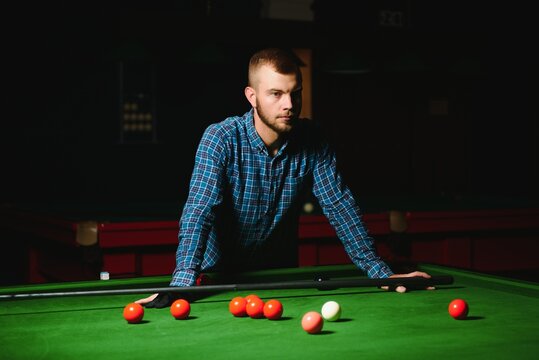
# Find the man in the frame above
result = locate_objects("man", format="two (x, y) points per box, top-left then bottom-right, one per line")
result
(136, 48), (431, 308)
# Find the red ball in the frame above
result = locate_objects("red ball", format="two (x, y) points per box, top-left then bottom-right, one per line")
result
(448, 299), (469, 319)
(246, 297), (265, 318)
(123, 303), (144, 324)
(245, 294), (262, 304)
(302, 311), (323, 334)
(196, 273), (213, 286)
(263, 299), (283, 320)
(170, 299), (191, 320)
(229, 296), (247, 317)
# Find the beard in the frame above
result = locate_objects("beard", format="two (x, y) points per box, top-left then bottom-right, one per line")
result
(255, 100), (299, 135)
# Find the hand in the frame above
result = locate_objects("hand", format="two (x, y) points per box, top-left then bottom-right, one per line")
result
(135, 291), (205, 308)
(382, 271), (435, 293)
(135, 292), (178, 308)
(135, 293), (159, 306)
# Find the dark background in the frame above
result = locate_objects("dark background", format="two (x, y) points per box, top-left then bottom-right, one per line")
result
(3, 0), (537, 207)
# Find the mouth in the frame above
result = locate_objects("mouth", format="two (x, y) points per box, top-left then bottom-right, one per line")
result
(278, 114), (294, 121)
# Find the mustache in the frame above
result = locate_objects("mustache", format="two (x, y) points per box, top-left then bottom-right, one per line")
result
(279, 112), (295, 117)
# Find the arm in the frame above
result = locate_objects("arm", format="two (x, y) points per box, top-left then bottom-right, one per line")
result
(136, 126), (228, 307)
(170, 125), (228, 286)
(311, 143), (393, 278)
(311, 142), (433, 291)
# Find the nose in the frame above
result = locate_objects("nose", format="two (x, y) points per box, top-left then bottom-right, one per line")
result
(281, 93), (293, 110)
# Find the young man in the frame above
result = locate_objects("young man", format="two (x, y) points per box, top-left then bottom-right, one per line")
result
(137, 48), (431, 308)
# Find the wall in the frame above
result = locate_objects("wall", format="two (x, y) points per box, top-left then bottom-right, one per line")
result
(2, 1), (537, 207)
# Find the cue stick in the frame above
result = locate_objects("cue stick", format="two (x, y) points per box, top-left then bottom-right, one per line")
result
(0, 275), (453, 300)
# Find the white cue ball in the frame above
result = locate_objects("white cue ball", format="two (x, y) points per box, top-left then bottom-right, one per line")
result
(303, 202), (314, 213)
(321, 301), (341, 322)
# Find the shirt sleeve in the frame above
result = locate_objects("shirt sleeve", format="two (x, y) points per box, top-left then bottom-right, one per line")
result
(170, 125), (227, 286)
(311, 143), (394, 278)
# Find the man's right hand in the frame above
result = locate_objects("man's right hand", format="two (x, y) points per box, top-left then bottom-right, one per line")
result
(135, 292), (177, 308)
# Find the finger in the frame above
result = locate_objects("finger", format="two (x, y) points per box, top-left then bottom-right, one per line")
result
(381, 285), (402, 292)
(396, 286), (407, 293)
(411, 271), (431, 278)
(135, 293), (158, 305)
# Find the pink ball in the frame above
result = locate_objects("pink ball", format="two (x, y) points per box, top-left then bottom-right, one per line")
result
(302, 311), (324, 334)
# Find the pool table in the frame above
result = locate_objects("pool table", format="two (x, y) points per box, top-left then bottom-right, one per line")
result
(1, 196), (539, 284)
(1, 264), (538, 359)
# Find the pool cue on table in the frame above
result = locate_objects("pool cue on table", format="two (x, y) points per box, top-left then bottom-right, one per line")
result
(0, 275), (453, 300)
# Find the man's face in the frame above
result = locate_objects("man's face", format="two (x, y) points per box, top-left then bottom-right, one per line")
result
(250, 65), (302, 134)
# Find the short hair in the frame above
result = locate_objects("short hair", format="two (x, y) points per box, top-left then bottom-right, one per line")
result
(248, 48), (302, 87)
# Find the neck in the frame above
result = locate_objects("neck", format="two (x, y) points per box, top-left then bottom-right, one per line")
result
(253, 114), (282, 157)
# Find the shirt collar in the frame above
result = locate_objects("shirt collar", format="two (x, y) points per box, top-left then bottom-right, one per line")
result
(245, 109), (266, 154)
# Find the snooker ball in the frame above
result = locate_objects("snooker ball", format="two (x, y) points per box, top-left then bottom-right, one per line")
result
(263, 299), (283, 320)
(196, 273), (212, 286)
(123, 303), (144, 324)
(246, 297), (265, 318)
(302, 311), (324, 334)
(321, 301), (341, 322)
(448, 299), (469, 320)
(229, 296), (247, 317)
(245, 294), (262, 304)
(170, 299), (191, 320)
(314, 275), (336, 291)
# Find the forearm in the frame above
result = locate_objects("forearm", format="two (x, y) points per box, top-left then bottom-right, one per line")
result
(312, 145), (393, 278)
(347, 240), (394, 278)
(170, 125), (227, 286)
(326, 205), (394, 278)
(170, 268), (197, 287)
(170, 205), (216, 286)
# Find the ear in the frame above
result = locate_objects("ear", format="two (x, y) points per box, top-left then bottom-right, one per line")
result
(244, 86), (257, 108)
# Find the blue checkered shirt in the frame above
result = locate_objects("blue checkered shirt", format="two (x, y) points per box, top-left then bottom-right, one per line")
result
(170, 109), (393, 286)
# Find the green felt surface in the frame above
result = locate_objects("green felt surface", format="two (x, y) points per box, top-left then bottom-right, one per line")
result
(1, 265), (538, 360)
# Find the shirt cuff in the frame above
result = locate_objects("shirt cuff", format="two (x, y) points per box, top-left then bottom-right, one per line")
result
(366, 262), (394, 278)
(170, 268), (198, 287)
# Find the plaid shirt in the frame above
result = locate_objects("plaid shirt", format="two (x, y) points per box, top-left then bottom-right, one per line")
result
(171, 109), (393, 286)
